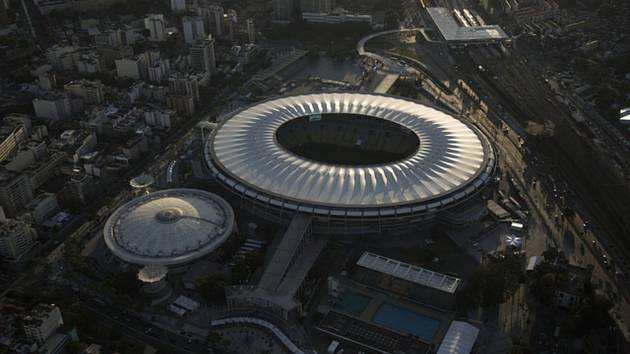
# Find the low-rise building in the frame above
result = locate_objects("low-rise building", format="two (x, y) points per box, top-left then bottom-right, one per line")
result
(16, 193), (59, 225)
(556, 264), (593, 308)
(302, 11), (372, 25)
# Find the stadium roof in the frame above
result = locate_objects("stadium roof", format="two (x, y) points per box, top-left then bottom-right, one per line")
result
(436, 321), (479, 354)
(357, 252), (461, 294)
(427, 7), (507, 42)
(206, 93), (494, 212)
(104, 189), (235, 265)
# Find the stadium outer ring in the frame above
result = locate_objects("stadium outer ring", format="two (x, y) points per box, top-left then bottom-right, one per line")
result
(204, 92), (496, 234)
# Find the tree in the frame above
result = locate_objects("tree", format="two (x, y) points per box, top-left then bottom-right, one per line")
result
(110, 271), (141, 296)
(230, 262), (249, 284)
(529, 248), (568, 305)
(207, 331), (223, 345)
(196, 275), (228, 304)
(566, 288), (612, 336)
(459, 253), (523, 309)
(509, 336), (532, 354)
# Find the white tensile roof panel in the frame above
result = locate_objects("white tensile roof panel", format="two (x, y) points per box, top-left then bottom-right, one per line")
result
(208, 93), (490, 210)
(437, 321), (480, 354)
(427, 7), (508, 42)
(357, 251), (461, 294)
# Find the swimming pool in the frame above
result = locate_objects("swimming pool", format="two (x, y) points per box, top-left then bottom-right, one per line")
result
(334, 290), (371, 317)
(371, 302), (440, 342)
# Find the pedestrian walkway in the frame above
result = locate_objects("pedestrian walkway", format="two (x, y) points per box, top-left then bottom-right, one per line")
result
(212, 316), (304, 354)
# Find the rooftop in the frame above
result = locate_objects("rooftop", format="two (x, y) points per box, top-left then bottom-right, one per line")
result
(206, 93), (494, 212)
(103, 188), (235, 265)
(427, 7), (508, 42)
(356, 252), (461, 294)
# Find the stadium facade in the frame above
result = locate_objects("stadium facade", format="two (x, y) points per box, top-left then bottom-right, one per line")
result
(204, 93), (495, 235)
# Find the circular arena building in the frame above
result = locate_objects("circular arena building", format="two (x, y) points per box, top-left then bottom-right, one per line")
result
(204, 93), (495, 235)
(104, 188), (235, 266)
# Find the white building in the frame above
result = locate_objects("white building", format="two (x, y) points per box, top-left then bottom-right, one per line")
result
(32, 93), (72, 121)
(23, 304), (64, 345)
(144, 109), (176, 130)
(302, 11), (372, 25)
(246, 19), (255, 44)
(44, 45), (75, 69)
(0, 169), (33, 217)
(38, 72), (57, 91)
(115, 56), (147, 80)
(170, 0), (186, 12)
(148, 58), (171, 82)
(76, 54), (103, 74)
(144, 14), (166, 42)
(64, 79), (105, 105)
(198, 5), (223, 37)
(94, 29), (122, 47)
(300, 0), (335, 13)
(182, 16), (205, 44)
(190, 37), (216, 74)
(0, 114), (31, 162)
(272, 0), (293, 22)
(16, 193), (59, 225)
(226, 9), (237, 43)
(0, 216), (37, 260)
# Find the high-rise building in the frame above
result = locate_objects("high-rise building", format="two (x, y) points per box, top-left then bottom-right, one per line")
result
(246, 19), (255, 44)
(0, 114), (31, 162)
(190, 37), (216, 73)
(64, 174), (95, 205)
(167, 95), (195, 117)
(226, 9), (237, 43)
(144, 14), (166, 42)
(272, 0), (293, 22)
(170, 0), (186, 12)
(22, 304), (64, 345)
(182, 16), (205, 44)
(38, 72), (57, 91)
(0, 217), (37, 260)
(198, 4), (223, 37)
(300, 0), (334, 13)
(32, 93), (72, 121)
(0, 169), (33, 217)
(64, 79), (105, 105)
(0, 0), (9, 29)
(144, 109), (176, 129)
(115, 56), (148, 80)
(168, 74), (200, 102)
(148, 58), (171, 82)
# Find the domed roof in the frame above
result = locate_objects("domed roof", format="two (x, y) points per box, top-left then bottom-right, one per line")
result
(104, 189), (235, 265)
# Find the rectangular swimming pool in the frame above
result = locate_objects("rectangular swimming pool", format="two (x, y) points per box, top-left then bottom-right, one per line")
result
(371, 302), (440, 342)
(334, 290), (371, 317)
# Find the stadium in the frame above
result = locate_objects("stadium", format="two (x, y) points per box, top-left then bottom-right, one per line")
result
(204, 92), (495, 235)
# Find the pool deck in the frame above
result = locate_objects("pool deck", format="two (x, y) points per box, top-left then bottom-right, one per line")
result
(329, 279), (454, 348)
(360, 298), (381, 321)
